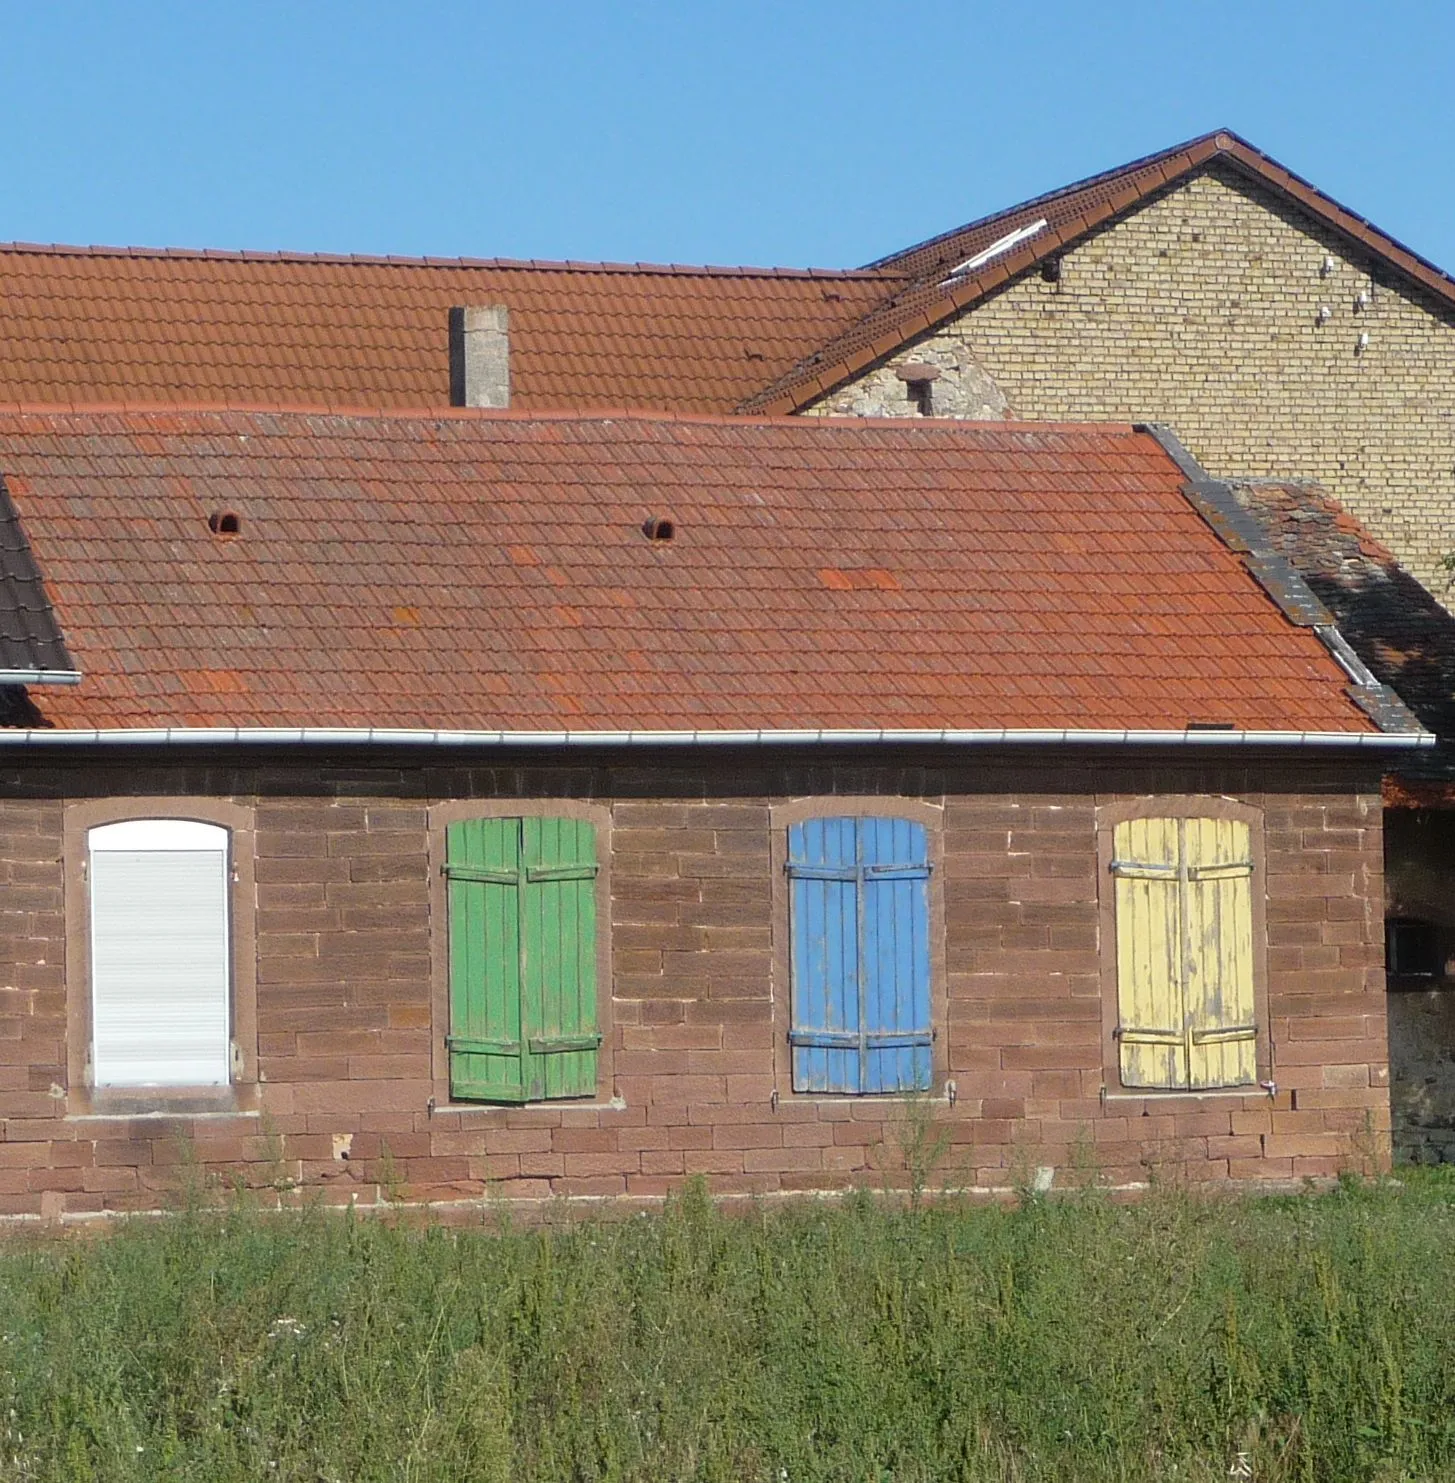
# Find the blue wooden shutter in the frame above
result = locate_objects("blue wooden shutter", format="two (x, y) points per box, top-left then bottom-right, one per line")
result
(787, 817), (932, 1094)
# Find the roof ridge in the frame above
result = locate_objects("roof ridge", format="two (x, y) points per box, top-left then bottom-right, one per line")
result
(862, 128), (1229, 271)
(0, 401), (1144, 434)
(0, 239), (901, 280)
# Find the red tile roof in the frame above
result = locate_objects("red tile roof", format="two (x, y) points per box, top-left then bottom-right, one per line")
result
(0, 244), (897, 414)
(0, 409), (1372, 736)
(1233, 480), (1455, 785)
(741, 129), (1455, 415)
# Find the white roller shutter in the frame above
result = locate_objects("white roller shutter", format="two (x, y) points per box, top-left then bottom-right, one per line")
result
(88, 820), (231, 1087)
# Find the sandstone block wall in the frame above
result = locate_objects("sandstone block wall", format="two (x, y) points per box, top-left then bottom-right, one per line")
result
(808, 164), (1455, 603)
(0, 753), (1389, 1216)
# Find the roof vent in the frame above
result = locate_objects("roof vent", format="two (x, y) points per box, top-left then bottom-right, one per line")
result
(208, 510), (242, 537)
(642, 516), (675, 542)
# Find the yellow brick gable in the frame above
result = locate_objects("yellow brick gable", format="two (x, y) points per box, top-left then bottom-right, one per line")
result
(808, 166), (1455, 602)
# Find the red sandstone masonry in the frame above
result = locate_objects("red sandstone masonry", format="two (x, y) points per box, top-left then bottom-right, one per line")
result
(0, 757), (1390, 1215)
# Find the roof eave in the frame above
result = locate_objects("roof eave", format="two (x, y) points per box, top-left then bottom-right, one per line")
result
(0, 726), (1423, 750)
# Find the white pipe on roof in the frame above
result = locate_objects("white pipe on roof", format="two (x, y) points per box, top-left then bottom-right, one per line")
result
(0, 726), (1430, 749)
(0, 670), (81, 685)
(942, 219), (1050, 282)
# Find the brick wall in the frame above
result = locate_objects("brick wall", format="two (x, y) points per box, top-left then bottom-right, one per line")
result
(0, 752), (1388, 1216)
(807, 164), (1455, 604)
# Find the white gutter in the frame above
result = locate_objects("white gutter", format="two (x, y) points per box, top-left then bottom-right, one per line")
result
(0, 726), (1430, 749)
(0, 669), (81, 685)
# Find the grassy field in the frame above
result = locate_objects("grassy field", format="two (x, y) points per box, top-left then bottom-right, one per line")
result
(0, 1173), (1453, 1482)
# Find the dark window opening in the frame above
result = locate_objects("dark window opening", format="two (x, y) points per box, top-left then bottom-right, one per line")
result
(642, 516), (675, 542)
(1387, 917), (1440, 980)
(208, 510), (242, 537)
(907, 380), (934, 417)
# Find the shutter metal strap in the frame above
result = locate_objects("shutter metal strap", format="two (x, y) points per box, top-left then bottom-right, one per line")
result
(1115, 1025), (1183, 1046)
(442, 864), (518, 884)
(447, 1036), (520, 1055)
(526, 863), (599, 883)
(1191, 1024), (1257, 1046)
(1110, 860), (1178, 879)
(789, 1030), (931, 1051)
(527, 1033), (604, 1054)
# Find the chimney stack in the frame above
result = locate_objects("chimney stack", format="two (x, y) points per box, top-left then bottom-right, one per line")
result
(449, 305), (510, 408)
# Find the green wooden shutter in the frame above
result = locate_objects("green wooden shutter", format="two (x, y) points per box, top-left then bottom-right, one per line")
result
(446, 817), (525, 1101)
(520, 817), (600, 1100)
(445, 816), (601, 1104)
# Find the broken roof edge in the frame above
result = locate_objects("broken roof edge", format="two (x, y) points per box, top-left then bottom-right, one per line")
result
(0, 726), (1426, 750)
(1136, 422), (1427, 739)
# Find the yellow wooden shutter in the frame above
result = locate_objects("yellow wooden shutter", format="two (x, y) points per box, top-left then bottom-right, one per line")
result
(1111, 817), (1185, 1088)
(1111, 816), (1257, 1091)
(1182, 818), (1257, 1088)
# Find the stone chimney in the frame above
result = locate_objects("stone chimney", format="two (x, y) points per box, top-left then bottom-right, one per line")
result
(449, 305), (510, 408)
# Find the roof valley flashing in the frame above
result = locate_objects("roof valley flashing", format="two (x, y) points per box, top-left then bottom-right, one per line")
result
(0, 473), (78, 685)
(0, 409), (1430, 750)
(1135, 422), (1422, 738)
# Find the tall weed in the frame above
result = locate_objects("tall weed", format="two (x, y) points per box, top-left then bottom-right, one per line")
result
(0, 1174), (1453, 1480)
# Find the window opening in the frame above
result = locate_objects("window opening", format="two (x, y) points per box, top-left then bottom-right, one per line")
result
(444, 816), (601, 1103)
(1387, 917), (1439, 981)
(87, 819), (232, 1087)
(1111, 815), (1257, 1090)
(787, 816), (932, 1095)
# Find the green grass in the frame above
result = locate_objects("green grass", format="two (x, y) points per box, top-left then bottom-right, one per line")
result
(1, 1173), (1454, 1482)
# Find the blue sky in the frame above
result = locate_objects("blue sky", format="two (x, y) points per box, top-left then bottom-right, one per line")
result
(2, 1), (1451, 271)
